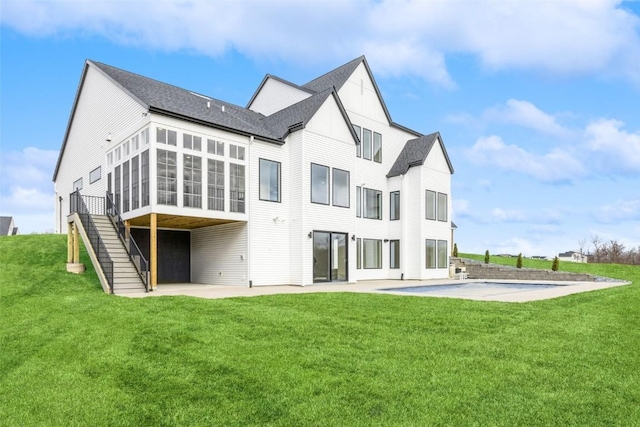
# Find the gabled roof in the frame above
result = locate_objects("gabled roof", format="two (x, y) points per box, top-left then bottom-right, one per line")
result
(246, 74), (315, 110)
(0, 216), (15, 236)
(91, 61), (282, 143)
(387, 132), (454, 178)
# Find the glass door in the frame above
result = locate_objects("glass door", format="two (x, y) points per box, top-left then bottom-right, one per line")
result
(313, 231), (348, 282)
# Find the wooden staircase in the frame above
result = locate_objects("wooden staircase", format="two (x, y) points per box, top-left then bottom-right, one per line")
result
(91, 215), (147, 294)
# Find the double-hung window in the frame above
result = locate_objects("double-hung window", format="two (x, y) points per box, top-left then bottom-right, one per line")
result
(426, 239), (436, 268)
(373, 132), (382, 163)
(332, 168), (349, 208)
(362, 128), (372, 160)
(426, 190), (436, 220)
(437, 193), (448, 222)
(390, 240), (400, 269)
(363, 239), (382, 269)
(437, 240), (448, 268)
(259, 159), (281, 202)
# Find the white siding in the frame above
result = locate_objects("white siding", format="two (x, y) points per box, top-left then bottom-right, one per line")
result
(55, 65), (146, 231)
(338, 62), (389, 127)
(288, 132), (305, 285)
(249, 77), (311, 116)
(191, 222), (248, 285)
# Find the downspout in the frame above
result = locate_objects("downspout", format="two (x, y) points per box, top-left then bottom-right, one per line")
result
(247, 135), (254, 287)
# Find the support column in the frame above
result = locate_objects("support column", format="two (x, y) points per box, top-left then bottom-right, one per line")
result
(67, 222), (74, 263)
(150, 213), (158, 289)
(73, 222), (80, 263)
(124, 220), (130, 241)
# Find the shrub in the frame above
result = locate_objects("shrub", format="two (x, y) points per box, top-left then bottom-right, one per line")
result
(552, 256), (560, 271)
(516, 253), (523, 268)
(453, 243), (458, 257)
(484, 250), (490, 264)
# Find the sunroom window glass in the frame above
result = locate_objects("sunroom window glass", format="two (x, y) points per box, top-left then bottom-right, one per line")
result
(353, 124), (361, 157)
(437, 240), (448, 268)
(373, 132), (382, 163)
(122, 160), (130, 213)
(259, 159), (281, 202)
(363, 239), (382, 269)
(426, 239), (436, 268)
(438, 192), (448, 222)
(114, 166), (121, 212)
(183, 154), (202, 208)
(207, 159), (224, 211)
(311, 163), (329, 205)
(157, 149), (177, 206)
(364, 188), (382, 219)
(390, 191), (400, 220)
(131, 156), (139, 210)
(363, 128), (372, 160)
(332, 168), (349, 208)
(426, 190), (436, 220)
(390, 240), (400, 269)
(141, 150), (149, 207)
(230, 163), (245, 213)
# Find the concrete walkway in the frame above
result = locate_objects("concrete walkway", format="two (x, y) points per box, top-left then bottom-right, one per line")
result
(120, 278), (631, 303)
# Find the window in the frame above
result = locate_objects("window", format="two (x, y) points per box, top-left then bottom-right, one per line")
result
(390, 191), (400, 220)
(141, 150), (149, 207)
(363, 188), (382, 219)
(131, 156), (139, 210)
(90, 166), (102, 184)
(311, 163), (329, 205)
(437, 240), (448, 269)
(390, 240), (400, 269)
(230, 144), (245, 160)
(183, 155), (202, 208)
(426, 190), (436, 220)
(356, 186), (361, 217)
(157, 149), (177, 205)
(438, 192), (448, 222)
(114, 165), (121, 212)
(207, 139), (224, 156)
(362, 128), (372, 160)
(230, 163), (245, 213)
(363, 239), (382, 269)
(208, 159), (224, 211)
(353, 124), (361, 158)
(426, 239), (436, 268)
(122, 160), (130, 213)
(183, 133), (202, 151)
(356, 238), (362, 269)
(259, 159), (281, 202)
(157, 127), (177, 146)
(115, 147), (121, 161)
(73, 178), (83, 191)
(107, 152), (113, 166)
(141, 128), (149, 146)
(332, 168), (350, 208)
(132, 135), (139, 151)
(124, 141), (130, 157)
(373, 132), (382, 163)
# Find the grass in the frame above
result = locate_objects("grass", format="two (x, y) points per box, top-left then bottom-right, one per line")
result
(1, 235), (640, 426)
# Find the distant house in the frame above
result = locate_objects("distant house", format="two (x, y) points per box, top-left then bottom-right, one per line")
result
(558, 251), (587, 263)
(0, 216), (18, 236)
(53, 56), (455, 290)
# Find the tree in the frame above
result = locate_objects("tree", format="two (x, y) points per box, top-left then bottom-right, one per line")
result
(578, 238), (587, 257)
(453, 243), (458, 257)
(516, 253), (523, 268)
(551, 256), (560, 271)
(484, 250), (490, 264)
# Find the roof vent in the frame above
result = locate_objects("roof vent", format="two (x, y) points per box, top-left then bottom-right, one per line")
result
(221, 105), (225, 113)
(207, 101), (210, 108)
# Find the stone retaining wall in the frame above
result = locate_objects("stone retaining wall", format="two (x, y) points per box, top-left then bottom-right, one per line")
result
(451, 257), (595, 282)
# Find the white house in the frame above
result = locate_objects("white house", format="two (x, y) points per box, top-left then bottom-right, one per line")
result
(558, 251), (588, 263)
(53, 56), (454, 289)
(0, 216), (18, 236)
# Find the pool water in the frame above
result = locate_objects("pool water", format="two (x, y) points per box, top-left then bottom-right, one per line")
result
(381, 282), (563, 298)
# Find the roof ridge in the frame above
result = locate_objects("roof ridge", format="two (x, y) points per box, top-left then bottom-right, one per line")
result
(302, 55), (365, 91)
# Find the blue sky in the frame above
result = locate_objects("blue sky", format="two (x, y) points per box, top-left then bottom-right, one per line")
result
(1, 0), (639, 257)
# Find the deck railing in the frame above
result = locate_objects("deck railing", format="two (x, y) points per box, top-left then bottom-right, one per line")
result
(70, 191), (114, 293)
(106, 192), (149, 292)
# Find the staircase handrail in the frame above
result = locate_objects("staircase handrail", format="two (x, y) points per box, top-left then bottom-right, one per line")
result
(69, 190), (115, 294)
(105, 192), (149, 292)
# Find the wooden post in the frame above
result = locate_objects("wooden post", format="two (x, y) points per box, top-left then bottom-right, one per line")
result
(150, 213), (157, 289)
(67, 222), (74, 263)
(73, 222), (80, 263)
(124, 220), (130, 241)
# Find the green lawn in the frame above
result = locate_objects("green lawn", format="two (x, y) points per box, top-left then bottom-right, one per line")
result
(2, 235), (639, 426)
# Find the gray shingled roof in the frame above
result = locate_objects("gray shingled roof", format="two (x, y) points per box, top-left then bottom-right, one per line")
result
(0, 216), (14, 236)
(387, 132), (454, 177)
(263, 88), (335, 139)
(92, 61), (282, 143)
(303, 56), (365, 93)
(246, 74), (315, 109)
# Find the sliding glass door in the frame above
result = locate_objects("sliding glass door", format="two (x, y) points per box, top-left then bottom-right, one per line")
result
(313, 231), (348, 282)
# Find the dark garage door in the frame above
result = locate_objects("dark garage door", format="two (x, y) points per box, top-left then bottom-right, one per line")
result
(130, 228), (191, 283)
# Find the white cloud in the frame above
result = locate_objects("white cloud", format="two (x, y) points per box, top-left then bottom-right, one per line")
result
(2, 0), (639, 86)
(595, 199), (640, 224)
(452, 198), (472, 220)
(490, 208), (526, 223)
(585, 119), (640, 174)
(484, 99), (572, 138)
(467, 135), (584, 183)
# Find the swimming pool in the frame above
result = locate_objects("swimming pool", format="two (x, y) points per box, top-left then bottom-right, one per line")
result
(380, 282), (564, 299)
